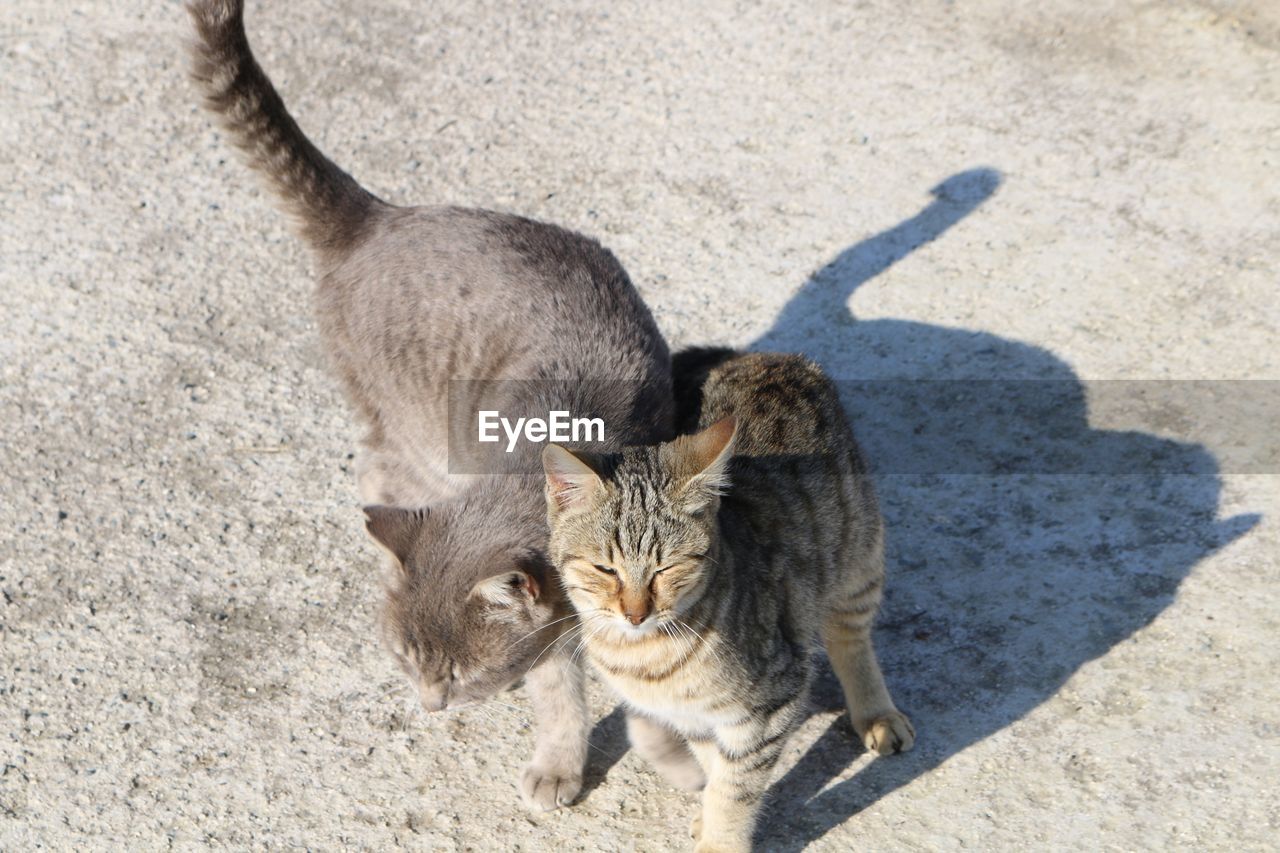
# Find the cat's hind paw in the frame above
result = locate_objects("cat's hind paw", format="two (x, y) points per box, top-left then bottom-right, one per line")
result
(520, 763), (583, 811)
(650, 747), (706, 791)
(861, 710), (915, 755)
(692, 832), (749, 853)
(626, 713), (706, 791)
(690, 812), (749, 852)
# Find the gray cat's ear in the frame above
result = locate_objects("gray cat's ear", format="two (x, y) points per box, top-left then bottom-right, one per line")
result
(364, 505), (426, 568)
(673, 416), (737, 500)
(470, 570), (540, 606)
(543, 444), (603, 514)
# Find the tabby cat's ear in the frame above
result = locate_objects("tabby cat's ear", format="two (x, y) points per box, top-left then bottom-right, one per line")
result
(542, 444), (603, 514)
(672, 416), (737, 502)
(364, 506), (427, 568)
(470, 570), (541, 607)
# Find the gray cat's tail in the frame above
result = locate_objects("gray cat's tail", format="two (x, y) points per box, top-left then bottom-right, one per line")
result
(187, 0), (386, 254)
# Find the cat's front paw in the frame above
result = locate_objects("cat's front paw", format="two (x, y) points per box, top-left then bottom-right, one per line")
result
(520, 763), (583, 811)
(861, 710), (915, 755)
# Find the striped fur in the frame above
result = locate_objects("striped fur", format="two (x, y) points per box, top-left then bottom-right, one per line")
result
(545, 352), (914, 851)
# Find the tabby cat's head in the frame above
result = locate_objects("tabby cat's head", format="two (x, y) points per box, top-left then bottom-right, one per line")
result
(364, 501), (559, 712)
(541, 418), (736, 641)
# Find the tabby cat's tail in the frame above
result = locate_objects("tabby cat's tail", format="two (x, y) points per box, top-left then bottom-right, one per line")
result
(187, 0), (386, 253)
(671, 347), (738, 433)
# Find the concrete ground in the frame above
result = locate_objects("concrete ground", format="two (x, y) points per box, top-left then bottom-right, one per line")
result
(2, 0), (1278, 849)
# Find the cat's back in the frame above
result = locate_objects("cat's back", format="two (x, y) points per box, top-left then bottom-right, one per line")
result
(699, 355), (881, 606)
(696, 352), (854, 461)
(325, 205), (663, 364)
(316, 205), (673, 474)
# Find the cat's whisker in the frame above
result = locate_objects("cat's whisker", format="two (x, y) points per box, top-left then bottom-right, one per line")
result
(342, 681), (407, 717)
(471, 693), (626, 761)
(665, 617), (686, 655)
(504, 607), (614, 655)
(470, 703), (507, 730)
(379, 683), (406, 697)
(568, 628), (594, 663)
(670, 621), (696, 661)
(665, 614), (716, 666)
(676, 625), (695, 660)
(485, 700), (621, 761)
(673, 617), (699, 645)
(562, 617), (600, 658)
(525, 619), (586, 674)
(399, 693), (419, 732)
(487, 700), (532, 719)
(478, 702), (525, 734)
(659, 621), (689, 660)
(570, 617), (610, 664)
(528, 629), (576, 670)
(676, 616), (725, 668)
(502, 612), (583, 652)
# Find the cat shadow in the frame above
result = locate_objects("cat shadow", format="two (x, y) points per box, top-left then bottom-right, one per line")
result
(743, 168), (1259, 849)
(580, 706), (629, 799)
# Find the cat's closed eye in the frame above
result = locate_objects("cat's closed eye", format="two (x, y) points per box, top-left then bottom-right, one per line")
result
(593, 564), (617, 576)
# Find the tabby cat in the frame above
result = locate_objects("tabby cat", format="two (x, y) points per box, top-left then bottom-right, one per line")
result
(188, 0), (675, 810)
(543, 350), (914, 851)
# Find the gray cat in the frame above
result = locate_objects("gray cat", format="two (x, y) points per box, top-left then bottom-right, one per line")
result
(188, 0), (674, 810)
(542, 350), (914, 850)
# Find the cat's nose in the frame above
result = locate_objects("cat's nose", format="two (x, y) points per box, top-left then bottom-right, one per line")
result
(625, 609), (649, 626)
(419, 683), (449, 711)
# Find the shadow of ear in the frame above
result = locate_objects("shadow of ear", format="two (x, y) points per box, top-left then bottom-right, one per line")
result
(930, 167), (1002, 204)
(1216, 514), (1261, 548)
(756, 167), (1003, 351)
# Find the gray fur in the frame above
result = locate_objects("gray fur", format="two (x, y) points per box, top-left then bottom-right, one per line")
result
(545, 352), (913, 850)
(188, 0), (673, 811)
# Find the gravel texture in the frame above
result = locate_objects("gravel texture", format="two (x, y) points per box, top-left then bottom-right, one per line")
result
(2, 0), (1278, 849)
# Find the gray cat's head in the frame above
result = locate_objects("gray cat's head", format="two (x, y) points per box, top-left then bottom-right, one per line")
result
(364, 502), (560, 711)
(540, 418), (736, 642)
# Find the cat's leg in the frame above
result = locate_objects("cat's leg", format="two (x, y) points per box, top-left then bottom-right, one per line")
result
(356, 446), (454, 508)
(353, 417), (397, 505)
(822, 591), (915, 755)
(683, 738), (718, 847)
(519, 650), (590, 811)
(626, 713), (706, 791)
(686, 695), (806, 853)
(355, 448), (409, 505)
